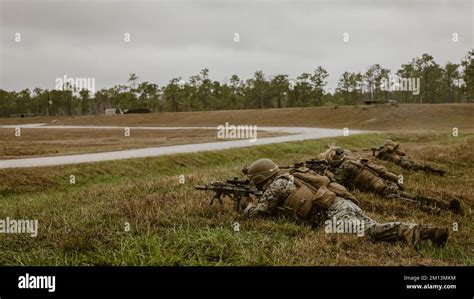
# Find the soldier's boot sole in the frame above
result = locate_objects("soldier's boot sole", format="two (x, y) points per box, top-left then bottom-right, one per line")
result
(432, 228), (449, 247)
(420, 226), (449, 247)
(449, 199), (464, 215)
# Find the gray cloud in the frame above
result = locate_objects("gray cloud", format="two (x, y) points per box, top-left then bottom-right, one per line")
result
(1, 0), (472, 92)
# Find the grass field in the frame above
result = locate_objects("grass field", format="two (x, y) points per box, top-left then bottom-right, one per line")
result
(0, 131), (472, 265)
(1, 103), (473, 130)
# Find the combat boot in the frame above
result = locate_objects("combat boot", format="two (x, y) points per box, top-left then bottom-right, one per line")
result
(400, 224), (421, 246)
(449, 198), (464, 215)
(420, 226), (449, 247)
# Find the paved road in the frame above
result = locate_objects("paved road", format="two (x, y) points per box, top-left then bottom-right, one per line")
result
(0, 125), (365, 169)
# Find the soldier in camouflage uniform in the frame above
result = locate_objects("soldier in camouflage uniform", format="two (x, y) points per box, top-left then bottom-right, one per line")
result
(316, 146), (463, 214)
(373, 140), (445, 176)
(240, 158), (449, 247)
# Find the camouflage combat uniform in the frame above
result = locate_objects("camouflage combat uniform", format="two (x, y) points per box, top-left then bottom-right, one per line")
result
(244, 177), (292, 218)
(319, 149), (462, 214)
(244, 175), (423, 245)
(374, 140), (445, 176)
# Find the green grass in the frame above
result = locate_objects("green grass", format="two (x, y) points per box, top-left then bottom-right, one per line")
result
(0, 132), (473, 265)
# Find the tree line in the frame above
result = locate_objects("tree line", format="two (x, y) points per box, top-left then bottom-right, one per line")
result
(0, 51), (472, 117)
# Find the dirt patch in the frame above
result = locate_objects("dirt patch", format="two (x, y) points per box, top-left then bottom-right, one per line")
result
(0, 128), (282, 159)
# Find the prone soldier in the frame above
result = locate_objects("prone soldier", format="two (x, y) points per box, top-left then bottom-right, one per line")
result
(315, 146), (463, 214)
(240, 158), (449, 247)
(372, 140), (445, 176)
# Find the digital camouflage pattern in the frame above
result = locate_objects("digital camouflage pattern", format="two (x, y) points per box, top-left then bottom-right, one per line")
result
(328, 197), (422, 245)
(318, 146), (463, 214)
(244, 177), (294, 217)
(244, 174), (448, 246)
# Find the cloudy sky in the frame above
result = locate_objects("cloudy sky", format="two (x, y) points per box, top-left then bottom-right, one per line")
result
(0, 0), (472, 92)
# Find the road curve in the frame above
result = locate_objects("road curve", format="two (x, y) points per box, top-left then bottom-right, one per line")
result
(0, 125), (366, 169)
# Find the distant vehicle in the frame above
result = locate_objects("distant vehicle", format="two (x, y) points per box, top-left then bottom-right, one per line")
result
(124, 108), (151, 114)
(363, 99), (397, 105)
(105, 108), (124, 115)
(9, 113), (44, 118)
(105, 108), (123, 115)
(387, 99), (398, 104)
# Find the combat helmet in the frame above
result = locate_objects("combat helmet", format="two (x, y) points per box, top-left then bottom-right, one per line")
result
(383, 139), (398, 147)
(383, 139), (404, 154)
(245, 158), (279, 185)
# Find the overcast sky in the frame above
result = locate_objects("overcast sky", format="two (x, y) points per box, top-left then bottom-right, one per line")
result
(0, 0), (472, 92)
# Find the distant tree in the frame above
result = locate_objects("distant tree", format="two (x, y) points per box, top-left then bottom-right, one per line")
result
(228, 74), (243, 109)
(128, 73), (139, 89)
(210, 80), (222, 110)
(442, 62), (461, 103)
(270, 74), (289, 108)
(137, 82), (159, 110)
(32, 87), (45, 114)
(199, 68), (212, 109)
(396, 62), (416, 103)
(16, 89), (31, 114)
(79, 89), (90, 115)
(163, 78), (183, 112)
(0, 90), (16, 117)
(336, 72), (363, 105)
(245, 71), (270, 109)
(3, 52), (473, 117)
(291, 72), (312, 107)
(460, 50), (474, 101)
(310, 66), (329, 105)
(364, 64), (386, 100)
(415, 54), (443, 103)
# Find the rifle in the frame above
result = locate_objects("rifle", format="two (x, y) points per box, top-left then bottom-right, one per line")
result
(385, 192), (442, 214)
(280, 159), (336, 176)
(305, 159), (334, 174)
(195, 177), (263, 211)
(279, 162), (305, 170)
